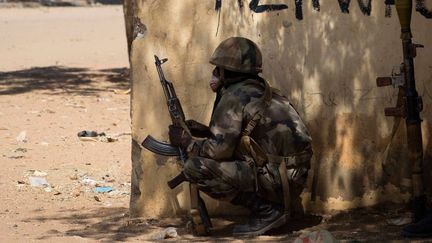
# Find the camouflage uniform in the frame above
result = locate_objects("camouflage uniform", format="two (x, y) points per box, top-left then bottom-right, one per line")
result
(184, 77), (312, 205)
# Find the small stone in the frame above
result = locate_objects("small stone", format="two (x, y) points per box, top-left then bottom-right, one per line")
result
(53, 191), (61, 195)
(16, 131), (27, 143)
(72, 189), (81, 197)
(13, 224), (18, 228)
(15, 148), (27, 153)
(44, 109), (56, 114)
(94, 196), (101, 202)
(85, 163), (91, 165)
(47, 229), (61, 234)
(17, 180), (25, 184)
(69, 174), (78, 180)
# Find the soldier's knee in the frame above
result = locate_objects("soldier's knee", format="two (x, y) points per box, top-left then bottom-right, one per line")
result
(183, 157), (205, 180)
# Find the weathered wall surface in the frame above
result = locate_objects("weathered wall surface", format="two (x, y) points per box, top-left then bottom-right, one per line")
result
(128, 1), (432, 217)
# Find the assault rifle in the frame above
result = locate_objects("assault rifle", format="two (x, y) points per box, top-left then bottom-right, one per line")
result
(376, 0), (427, 222)
(142, 55), (212, 235)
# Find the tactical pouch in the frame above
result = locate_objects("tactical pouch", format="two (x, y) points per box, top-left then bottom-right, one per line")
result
(236, 135), (268, 167)
(266, 147), (313, 169)
(235, 78), (308, 216)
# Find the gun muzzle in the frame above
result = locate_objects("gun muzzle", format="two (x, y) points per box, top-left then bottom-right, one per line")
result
(376, 77), (393, 87)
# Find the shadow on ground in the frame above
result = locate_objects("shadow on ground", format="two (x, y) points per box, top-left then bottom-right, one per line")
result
(0, 66), (129, 96)
(25, 206), (323, 241)
(26, 207), (153, 241)
(24, 204), (417, 241)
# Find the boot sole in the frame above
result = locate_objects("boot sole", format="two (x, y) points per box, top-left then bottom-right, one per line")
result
(232, 214), (287, 237)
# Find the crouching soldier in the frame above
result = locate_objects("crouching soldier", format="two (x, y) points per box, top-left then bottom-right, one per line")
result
(168, 37), (313, 236)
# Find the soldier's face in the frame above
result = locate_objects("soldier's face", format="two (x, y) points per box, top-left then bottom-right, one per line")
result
(210, 67), (221, 92)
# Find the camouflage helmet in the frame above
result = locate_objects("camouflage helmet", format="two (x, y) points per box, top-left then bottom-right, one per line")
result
(209, 37), (262, 74)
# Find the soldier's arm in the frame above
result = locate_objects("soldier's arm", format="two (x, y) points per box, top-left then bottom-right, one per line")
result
(189, 92), (243, 160)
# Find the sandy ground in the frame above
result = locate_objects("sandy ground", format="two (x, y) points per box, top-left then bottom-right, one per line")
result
(0, 6), (128, 71)
(0, 6), (134, 242)
(0, 5), (431, 243)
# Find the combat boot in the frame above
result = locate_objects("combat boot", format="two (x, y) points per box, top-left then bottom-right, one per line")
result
(231, 192), (286, 236)
(402, 211), (432, 238)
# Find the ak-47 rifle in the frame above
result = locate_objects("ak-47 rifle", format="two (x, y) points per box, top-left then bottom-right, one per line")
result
(142, 55), (212, 235)
(376, 0), (427, 222)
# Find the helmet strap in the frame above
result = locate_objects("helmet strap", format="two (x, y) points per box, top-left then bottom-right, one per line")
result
(219, 67), (225, 84)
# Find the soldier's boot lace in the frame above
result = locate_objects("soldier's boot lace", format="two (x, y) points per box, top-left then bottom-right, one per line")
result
(230, 192), (286, 236)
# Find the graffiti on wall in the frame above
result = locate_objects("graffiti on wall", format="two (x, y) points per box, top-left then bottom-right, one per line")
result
(416, 0), (432, 18)
(214, 0), (432, 20)
(214, 0), (288, 12)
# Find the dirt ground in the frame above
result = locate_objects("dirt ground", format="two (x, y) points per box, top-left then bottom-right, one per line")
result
(0, 5), (431, 243)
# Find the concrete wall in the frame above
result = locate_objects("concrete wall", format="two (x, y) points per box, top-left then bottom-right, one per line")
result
(128, 0), (432, 217)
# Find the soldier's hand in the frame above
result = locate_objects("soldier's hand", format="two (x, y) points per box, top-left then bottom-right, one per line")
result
(168, 125), (192, 149)
(186, 120), (212, 138)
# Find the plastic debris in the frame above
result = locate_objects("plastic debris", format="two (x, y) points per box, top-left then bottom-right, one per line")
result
(16, 131), (27, 143)
(387, 214), (412, 226)
(293, 230), (339, 243)
(81, 178), (98, 186)
(151, 227), (178, 240)
(93, 186), (113, 193)
(77, 130), (118, 143)
(28, 176), (49, 187)
(33, 170), (48, 177)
